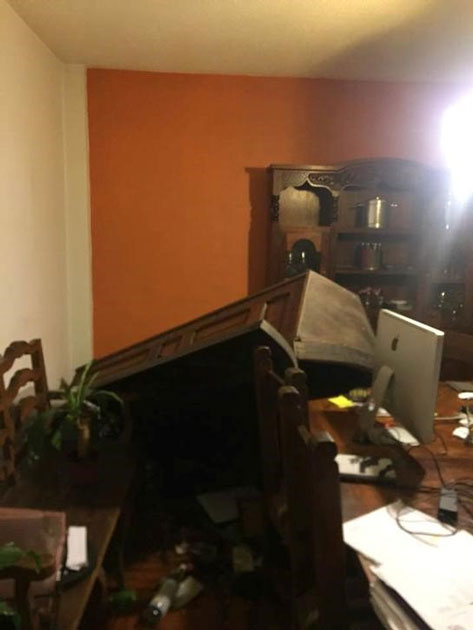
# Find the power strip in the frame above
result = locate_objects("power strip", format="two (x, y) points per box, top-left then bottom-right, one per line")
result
(438, 488), (458, 525)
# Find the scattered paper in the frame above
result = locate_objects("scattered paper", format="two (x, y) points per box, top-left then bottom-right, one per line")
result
(344, 504), (473, 630)
(196, 487), (259, 524)
(373, 539), (473, 630)
(232, 544), (254, 573)
(343, 502), (452, 566)
(370, 580), (420, 630)
(173, 576), (204, 609)
(453, 426), (469, 440)
(386, 426), (419, 446)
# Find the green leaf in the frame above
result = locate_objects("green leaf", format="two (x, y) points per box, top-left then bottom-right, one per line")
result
(25, 550), (42, 573)
(51, 429), (62, 450)
(0, 600), (13, 614)
(108, 589), (137, 612)
(0, 543), (43, 579)
(0, 599), (20, 628)
(92, 390), (124, 407)
(77, 361), (94, 401)
(84, 372), (99, 392)
(27, 360), (124, 462)
(0, 543), (24, 570)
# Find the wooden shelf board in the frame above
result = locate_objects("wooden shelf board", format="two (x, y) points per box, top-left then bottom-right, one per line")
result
(335, 268), (417, 276)
(335, 228), (417, 237)
(430, 277), (465, 284)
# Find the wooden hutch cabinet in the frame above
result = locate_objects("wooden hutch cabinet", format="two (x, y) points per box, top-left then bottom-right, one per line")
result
(268, 158), (473, 332)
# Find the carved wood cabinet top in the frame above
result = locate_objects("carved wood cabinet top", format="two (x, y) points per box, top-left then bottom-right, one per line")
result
(270, 158), (447, 197)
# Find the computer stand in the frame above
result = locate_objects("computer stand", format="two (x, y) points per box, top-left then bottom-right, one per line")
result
(355, 365), (397, 446)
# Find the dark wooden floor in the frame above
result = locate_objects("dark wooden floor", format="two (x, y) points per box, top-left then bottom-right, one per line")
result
(96, 470), (288, 630)
(83, 491), (380, 630)
(103, 550), (286, 630)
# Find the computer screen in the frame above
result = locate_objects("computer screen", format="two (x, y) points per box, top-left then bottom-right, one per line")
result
(373, 309), (444, 444)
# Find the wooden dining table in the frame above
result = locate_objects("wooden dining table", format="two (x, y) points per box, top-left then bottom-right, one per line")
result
(308, 383), (473, 531)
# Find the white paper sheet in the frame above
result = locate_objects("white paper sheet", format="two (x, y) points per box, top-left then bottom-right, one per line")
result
(66, 526), (87, 571)
(453, 426), (469, 440)
(196, 487), (259, 524)
(386, 426), (419, 446)
(343, 502), (453, 565)
(371, 580), (421, 630)
(344, 504), (473, 630)
(373, 546), (473, 630)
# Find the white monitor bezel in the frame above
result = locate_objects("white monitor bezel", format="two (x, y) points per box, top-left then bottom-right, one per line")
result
(374, 309), (444, 444)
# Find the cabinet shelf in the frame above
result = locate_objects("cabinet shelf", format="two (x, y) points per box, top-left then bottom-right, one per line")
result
(335, 228), (417, 238)
(268, 159), (473, 334)
(430, 276), (465, 285)
(334, 268), (417, 277)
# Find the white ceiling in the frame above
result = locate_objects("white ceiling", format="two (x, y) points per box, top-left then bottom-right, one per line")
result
(7, 0), (473, 82)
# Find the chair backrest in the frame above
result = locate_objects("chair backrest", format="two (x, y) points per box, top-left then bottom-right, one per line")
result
(0, 340), (49, 485)
(253, 346), (285, 516)
(441, 331), (473, 381)
(254, 345), (348, 629)
(253, 347), (309, 532)
(279, 384), (348, 630)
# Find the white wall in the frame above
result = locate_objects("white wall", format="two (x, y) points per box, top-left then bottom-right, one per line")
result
(0, 1), (92, 386)
(63, 65), (93, 371)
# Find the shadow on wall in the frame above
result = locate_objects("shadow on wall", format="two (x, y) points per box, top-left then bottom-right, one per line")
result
(246, 167), (272, 295)
(301, 1), (465, 166)
(242, 0), (463, 301)
(309, 0), (465, 86)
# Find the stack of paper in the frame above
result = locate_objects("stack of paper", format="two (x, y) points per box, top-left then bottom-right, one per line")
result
(343, 502), (473, 630)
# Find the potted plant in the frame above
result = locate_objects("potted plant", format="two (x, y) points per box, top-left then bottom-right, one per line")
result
(27, 362), (123, 483)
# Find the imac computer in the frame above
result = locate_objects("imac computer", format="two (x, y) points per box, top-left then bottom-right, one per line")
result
(357, 309), (444, 447)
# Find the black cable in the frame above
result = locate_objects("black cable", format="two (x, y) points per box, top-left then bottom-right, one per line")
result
(406, 444), (447, 487)
(457, 496), (473, 525)
(450, 477), (473, 486)
(393, 502), (457, 537)
(389, 440), (473, 535)
(433, 429), (448, 456)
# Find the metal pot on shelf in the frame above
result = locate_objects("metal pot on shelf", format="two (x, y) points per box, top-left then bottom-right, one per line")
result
(355, 197), (389, 229)
(357, 242), (383, 270)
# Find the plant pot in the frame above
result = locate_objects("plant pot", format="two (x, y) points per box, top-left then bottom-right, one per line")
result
(66, 451), (99, 487)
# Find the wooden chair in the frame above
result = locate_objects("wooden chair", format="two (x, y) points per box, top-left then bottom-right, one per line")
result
(279, 383), (348, 630)
(0, 553), (56, 630)
(0, 507), (65, 630)
(254, 345), (349, 629)
(440, 330), (473, 381)
(0, 340), (65, 629)
(253, 346), (287, 531)
(0, 339), (49, 485)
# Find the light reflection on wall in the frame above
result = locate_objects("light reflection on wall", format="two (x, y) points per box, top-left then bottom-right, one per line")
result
(442, 91), (473, 205)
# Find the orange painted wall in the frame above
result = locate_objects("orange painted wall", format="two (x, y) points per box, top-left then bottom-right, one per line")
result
(87, 69), (462, 357)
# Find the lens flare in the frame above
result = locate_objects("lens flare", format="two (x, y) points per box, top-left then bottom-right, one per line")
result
(442, 91), (473, 203)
